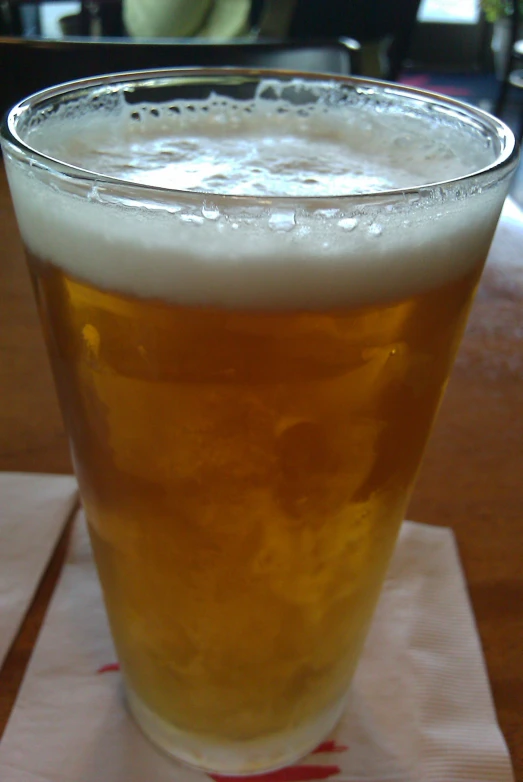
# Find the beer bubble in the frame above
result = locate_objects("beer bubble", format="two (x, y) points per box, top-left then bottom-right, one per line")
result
(393, 134), (413, 149)
(81, 324), (100, 367)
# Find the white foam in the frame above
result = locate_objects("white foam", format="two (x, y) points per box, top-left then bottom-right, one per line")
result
(25, 100), (491, 197)
(5, 91), (508, 309)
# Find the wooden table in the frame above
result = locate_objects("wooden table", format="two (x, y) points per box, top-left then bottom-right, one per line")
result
(0, 163), (522, 778)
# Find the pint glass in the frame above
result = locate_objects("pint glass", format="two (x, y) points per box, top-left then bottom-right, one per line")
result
(1, 70), (517, 774)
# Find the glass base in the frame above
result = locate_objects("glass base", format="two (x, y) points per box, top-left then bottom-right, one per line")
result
(126, 687), (346, 775)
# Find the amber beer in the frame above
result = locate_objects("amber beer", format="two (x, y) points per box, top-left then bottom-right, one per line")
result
(2, 71), (516, 774)
(30, 254), (479, 743)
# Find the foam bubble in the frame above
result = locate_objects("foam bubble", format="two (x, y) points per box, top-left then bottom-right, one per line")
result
(5, 87), (508, 309)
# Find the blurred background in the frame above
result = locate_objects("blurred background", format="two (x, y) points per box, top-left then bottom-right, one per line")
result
(1, 0), (522, 200)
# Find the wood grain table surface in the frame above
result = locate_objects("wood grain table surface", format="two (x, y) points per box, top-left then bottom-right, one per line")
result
(0, 163), (522, 778)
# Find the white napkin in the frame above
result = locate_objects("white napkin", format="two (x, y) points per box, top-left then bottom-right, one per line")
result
(0, 510), (514, 782)
(0, 472), (78, 669)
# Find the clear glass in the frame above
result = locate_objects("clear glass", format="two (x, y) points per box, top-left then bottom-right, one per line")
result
(1, 69), (518, 775)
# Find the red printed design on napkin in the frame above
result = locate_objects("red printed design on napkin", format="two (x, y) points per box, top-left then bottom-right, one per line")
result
(209, 766), (340, 782)
(209, 741), (346, 782)
(97, 662), (120, 674)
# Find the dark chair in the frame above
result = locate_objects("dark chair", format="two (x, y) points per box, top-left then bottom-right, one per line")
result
(1, 0), (118, 37)
(0, 36), (360, 118)
(495, 0), (523, 141)
(283, 0), (422, 80)
(0, 0), (23, 35)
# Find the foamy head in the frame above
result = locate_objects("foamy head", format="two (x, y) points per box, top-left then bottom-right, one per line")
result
(3, 73), (515, 308)
(27, 90), (492, 197)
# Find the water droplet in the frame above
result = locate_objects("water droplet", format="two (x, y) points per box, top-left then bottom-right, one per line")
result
(202, 204), (221, 221)
(87, 185), (100, 202)
(314, 208), (339, 219)
(295, 225), (311, 237)
(179, 214), (204, 225)
(368, 223), (383, 237)
(338, 217), (358, 232)
(268, 211), (296, 232)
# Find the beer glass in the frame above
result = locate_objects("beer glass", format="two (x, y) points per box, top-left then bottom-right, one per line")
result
(1, 70), (517, 774)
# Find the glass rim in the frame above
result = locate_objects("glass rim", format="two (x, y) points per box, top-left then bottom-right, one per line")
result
(1, 66), (519, 204)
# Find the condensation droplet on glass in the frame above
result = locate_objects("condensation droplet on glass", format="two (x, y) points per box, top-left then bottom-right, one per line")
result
(337, 217), (358, 232)
(202, 204), (221, 221)
(295, 225), (311, 237)
(315, 208), (339, 219)
(87, 184), (100, 202)
(179, 214), (204, 225)
(268, 211), (296, 232)
(368, 223), (383, 237)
